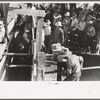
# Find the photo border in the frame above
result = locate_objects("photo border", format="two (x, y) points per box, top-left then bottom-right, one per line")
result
(0, 1), (100, 99)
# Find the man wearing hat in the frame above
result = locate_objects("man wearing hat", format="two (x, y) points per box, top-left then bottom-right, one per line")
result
(43, 20), (51, 53)
(62, 12), (71, 41)
(52, 21), (64, 45)
(51, 43), (68, 81)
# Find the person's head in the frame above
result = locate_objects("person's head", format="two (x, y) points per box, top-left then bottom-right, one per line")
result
(23, 31), (28, 38)
(62, 46), (72, 56)
(81, 16), (85, 21)
(46, 19), (51, 25)
(72, 12), (77, 19)
(24, 26), (30, 33)
(55, 21), (62, 27)
(64, 12), (70, 17)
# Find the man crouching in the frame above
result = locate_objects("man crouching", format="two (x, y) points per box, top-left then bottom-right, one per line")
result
(59, 48), (84, 81)
(52, 43), (84, 81)
(63, 52), (83, 81)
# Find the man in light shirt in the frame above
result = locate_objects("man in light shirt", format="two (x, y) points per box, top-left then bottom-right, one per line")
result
(55, 46), (83, 81)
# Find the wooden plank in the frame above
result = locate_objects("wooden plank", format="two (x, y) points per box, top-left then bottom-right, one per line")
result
(0, 69), (6, 81)
(10, 9), (46, 17)
(45, 60), (57, 65)
(7, 18), (16, 36)
(45, 54), (53, 57)
(82, 66), (100, 71)
(31, 16), (36, 81)
(36, 18), (43, 53)
(36, 52), (46, 81)
(6, 65), (31, 67)
(0, 56), (7, 80)
(3, 53), (32, 56)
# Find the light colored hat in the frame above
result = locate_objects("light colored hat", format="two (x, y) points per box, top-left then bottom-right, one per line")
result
(51, 43), (62, 51)
(55, 21), (62, 27)
(46, 20), (51, 25)
(88, 21), (93, 25)
(64, 12), (70, 16)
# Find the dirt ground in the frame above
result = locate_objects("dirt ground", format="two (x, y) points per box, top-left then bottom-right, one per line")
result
(7, 3), (100, 81)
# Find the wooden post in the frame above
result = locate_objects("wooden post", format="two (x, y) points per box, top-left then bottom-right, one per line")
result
(36, 52), (46, 81)
(31, 16), (37, 81)
(36, 18), (43, 53)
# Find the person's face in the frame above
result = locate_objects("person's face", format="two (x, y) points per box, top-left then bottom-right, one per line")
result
(81, 17), (85, 21)
(72, 14), (76, 18)
(23, 32), (28, 39)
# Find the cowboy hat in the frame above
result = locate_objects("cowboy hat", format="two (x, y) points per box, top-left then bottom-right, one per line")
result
(64, 12), (70, 16)
(55, 21), (62, 27)
(51, 43), (62, 52)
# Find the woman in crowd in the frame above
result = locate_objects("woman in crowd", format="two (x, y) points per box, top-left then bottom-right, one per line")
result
(70, 12), (79, 45)
(86, 21), (96, 52)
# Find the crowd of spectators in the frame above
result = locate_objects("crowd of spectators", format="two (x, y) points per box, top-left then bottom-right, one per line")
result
(24, 3), (100, 54)
(17, 3), (100, 81)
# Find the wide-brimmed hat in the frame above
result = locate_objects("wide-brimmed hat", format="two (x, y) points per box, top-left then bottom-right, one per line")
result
(46, 19), (51, 25)
(55, 21), (62, 27)
(51, 43), (62, 51)
(64, 12), (70, 16)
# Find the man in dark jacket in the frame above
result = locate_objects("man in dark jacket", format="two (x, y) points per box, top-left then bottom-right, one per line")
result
(52, 21), (64, 45)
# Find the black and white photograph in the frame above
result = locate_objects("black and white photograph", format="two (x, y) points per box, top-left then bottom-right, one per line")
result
(0, 1), (100, 99)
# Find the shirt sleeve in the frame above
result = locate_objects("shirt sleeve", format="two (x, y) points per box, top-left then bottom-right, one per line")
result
(91, 27), (96, 37)
(60, 29), (64, 44)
